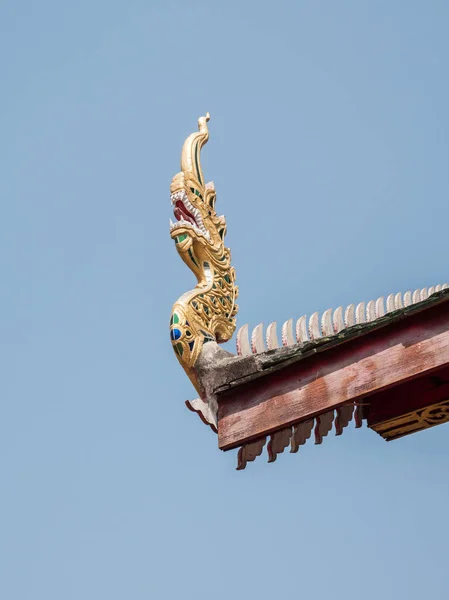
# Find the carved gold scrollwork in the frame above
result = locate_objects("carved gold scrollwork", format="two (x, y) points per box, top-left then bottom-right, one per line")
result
(420, 402), (449, 425)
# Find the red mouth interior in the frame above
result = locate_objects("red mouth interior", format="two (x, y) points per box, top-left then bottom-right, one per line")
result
(174, 200), (198, 227)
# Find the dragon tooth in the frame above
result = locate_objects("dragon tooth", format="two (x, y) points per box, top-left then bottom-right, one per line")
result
(236, 324), (252, 356)
(282, 318), (295, 346)
(394, 292), (403, 309)
(333, 306), (344, 333)
(412, 289), (421, 304)
(266, 322), (280, 349)
(345, 304), (355, 327)
(403, 291), (412, 306)
(386, 294), (395, 313)
(296, 315), (308, 342)
(355, 302), (365, 324)
(321, 308), (334, 336)
(308, 312), (321, 340)
(251, 323), (265, 354)
(366, 300), (376, 322)
(375, 297), (385, 318)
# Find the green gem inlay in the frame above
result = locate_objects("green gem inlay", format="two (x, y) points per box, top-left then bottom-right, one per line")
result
(190, 187), (203, 200)
(187, 248), (199, 267)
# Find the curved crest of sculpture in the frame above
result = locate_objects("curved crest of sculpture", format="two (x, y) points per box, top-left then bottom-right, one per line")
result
(169, 114), (238, 391)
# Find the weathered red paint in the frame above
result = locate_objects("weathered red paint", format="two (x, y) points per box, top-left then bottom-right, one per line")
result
(218, 301), (449, 450)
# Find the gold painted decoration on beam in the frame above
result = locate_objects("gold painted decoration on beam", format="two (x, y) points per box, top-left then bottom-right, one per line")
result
(371, 399), (449, 441)
(169, 114), (238, 391)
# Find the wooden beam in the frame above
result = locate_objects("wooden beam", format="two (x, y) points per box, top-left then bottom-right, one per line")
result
(218, 302), (449, 450)
(367, 366), (449, 440)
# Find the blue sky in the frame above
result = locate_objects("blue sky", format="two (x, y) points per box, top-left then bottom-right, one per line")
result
(1, 1), (449, 598)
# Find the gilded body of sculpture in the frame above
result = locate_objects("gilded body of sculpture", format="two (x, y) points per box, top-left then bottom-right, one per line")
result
(169, 114), (238, 391)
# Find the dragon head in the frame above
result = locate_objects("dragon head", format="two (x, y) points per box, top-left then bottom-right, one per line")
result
(169, 113), (228, 276)
(169, 114), (238, 393)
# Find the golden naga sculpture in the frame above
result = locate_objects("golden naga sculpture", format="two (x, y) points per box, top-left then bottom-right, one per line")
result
(169, 114), (238, 391)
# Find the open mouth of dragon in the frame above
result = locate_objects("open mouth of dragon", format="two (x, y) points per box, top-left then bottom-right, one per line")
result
(169, 190), (210, 240)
